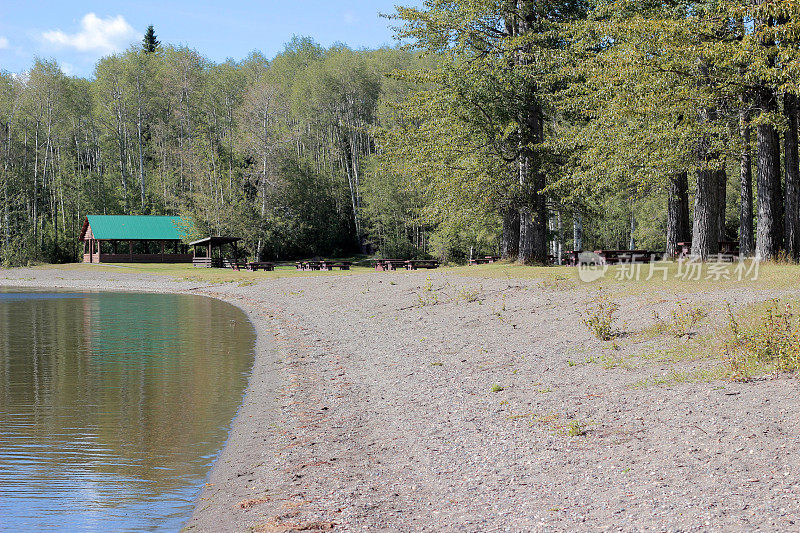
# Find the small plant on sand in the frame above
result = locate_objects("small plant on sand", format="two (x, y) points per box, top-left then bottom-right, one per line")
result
(416, 276), (440, 306)
(538, 275), (577, 291)
(582, 290), (620, 341)
(456, 286), (482, 303)
(652, 302), (708, 338)
(565, 419), (588, 437)
(490, 383), (504, 392)
(723, 300), (800, 380)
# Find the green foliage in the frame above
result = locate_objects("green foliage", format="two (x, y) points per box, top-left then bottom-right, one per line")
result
(652, 302), (709, 338)
(724, 300), (800, 379)
(0, 39), (432, 265)
(142, 25), (160, 54)
(582, 291), (621, 341)
(565, 420), (588, 437)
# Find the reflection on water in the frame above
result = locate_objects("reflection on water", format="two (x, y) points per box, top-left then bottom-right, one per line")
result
(0, 289), (255, 532)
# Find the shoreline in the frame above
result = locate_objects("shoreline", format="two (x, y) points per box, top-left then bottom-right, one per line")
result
(2, 265), (800, 531)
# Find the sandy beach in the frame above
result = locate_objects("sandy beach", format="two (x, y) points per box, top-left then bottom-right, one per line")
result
(2, 265), (800, 532)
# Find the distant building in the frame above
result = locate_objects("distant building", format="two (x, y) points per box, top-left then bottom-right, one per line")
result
(79, 215), (192, 263)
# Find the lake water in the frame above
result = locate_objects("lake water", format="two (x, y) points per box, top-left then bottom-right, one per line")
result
(0, 289), (256, 532)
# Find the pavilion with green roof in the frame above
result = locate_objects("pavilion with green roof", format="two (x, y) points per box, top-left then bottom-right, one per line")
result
(79, 215), (192, 263)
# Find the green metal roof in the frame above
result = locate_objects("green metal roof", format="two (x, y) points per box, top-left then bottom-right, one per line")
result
(83, 215), (185, 240)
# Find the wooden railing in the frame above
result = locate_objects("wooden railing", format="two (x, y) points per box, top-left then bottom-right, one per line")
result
(92, 253), (193, 263)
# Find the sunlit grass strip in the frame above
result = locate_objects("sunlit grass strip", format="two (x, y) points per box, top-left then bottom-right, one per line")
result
(451, 261), (800, 295)
(39, 262), (375, 282)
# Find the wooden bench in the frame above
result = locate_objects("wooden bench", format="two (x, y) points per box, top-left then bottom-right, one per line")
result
(564, 251), (581, 266)
(374, 259), (408, 271)
(223, 259), (247, 271)
(677, 241), (739, 259)
(594, 250), (655, 264)
(247, 261), (274, 271)
(304, 261), (324, 271)
(406, 259), (440, 270)
(718, 241), (740, 259)
(320, 261), (352, 271)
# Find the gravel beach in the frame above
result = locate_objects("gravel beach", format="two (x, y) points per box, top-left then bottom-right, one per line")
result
(2, 265), (800, 532)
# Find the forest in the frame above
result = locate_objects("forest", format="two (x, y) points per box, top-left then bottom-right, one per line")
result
(1, 1), (800, 265)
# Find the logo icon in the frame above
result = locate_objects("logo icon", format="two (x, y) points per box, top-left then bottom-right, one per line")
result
(577, 252), (607, 283)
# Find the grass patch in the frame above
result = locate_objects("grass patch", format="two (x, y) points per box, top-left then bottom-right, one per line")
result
(723, 299), (800, 380)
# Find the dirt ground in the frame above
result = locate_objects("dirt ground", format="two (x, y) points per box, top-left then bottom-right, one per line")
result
(2, 265), (800, 532)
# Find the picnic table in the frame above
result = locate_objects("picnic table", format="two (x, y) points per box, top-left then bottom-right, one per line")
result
(374, 259), (408, 271)
(469, 255), (500, 265)
(295, 260), (352, 271)
(405, 259), (440, 270)
(300, 260), (323, 271)
(374, 259), (440, 271)
(677, 241), (740, 260)
(564, 250), (581, 266)
(594, 250), (656, 264)
(320, 260), (351, 271)
(223, 259), (247, 270)
(247, 261), (274, 271)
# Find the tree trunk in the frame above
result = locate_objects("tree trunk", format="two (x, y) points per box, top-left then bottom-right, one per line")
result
(117, 112), (128, 213)
(755, 86), (783, 259)
(739, 106), (754, 257)
(137, 109), (146, 211)
(572, 210), (583, 251)
(556, 209), (563, 265)
(666, 171), (690, 257)
(517, 162), (548, 263)
(692, 63), (720, 260)
(513, 1), (548, 264)
(716, 167), (727, 240)
(501, 207), (519, 260)
(516, 113), (548, 264)
(691, 167), (720, 260)
(628, 212), (637, 250)
(784, 92), (800, 259)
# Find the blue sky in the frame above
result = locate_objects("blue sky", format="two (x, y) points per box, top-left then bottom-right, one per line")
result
(0, 1), (420, 77)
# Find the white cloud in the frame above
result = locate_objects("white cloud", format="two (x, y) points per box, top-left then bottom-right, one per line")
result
(0, 36), (9, 49)
(343, 11), (358, 26)
(42, 13), (135, 54)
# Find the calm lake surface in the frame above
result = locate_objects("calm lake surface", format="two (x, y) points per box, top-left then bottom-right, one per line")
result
(0, 289), (256, 532)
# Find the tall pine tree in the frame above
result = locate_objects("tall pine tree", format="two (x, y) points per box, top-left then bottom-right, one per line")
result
(142, 25), (160, 54)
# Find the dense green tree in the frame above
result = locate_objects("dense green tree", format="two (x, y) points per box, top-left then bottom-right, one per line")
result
(143, 25), (161, 54)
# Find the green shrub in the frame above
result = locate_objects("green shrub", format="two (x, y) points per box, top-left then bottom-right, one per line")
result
(724, 300), (800, 380)
(582, 291), (620, 341)
(652, 302), (708, 338)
